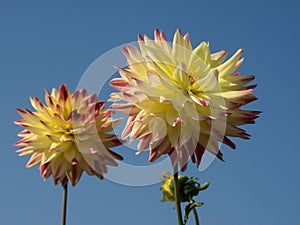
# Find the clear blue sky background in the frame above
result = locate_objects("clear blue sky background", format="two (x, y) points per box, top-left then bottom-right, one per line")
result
(1, 0), (299, 225)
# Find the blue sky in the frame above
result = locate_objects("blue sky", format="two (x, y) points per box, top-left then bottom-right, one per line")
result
(1, 0), (299, 225)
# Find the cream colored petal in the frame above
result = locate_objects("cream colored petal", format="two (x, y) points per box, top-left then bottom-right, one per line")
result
(166, 108), (179, 126)
(193, 69), (219, 92)
(149, 117), (167, 143)
(192, 41), (211, 65)
(167, 125), (180, 148)
(172, 29), (192, 64)
(41, 149), (58, 164)
(216, 49), (244, 77)
(64, 148), (82, 165)
(218, 89), (253, 100)
(172, 62), (191, 90)
(210, 50), (228, 68)
(26, 152), (42, 167)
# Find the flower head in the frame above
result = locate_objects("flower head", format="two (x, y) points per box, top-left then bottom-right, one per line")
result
(15, 84), (123, 186)
(110, 29), (260, 171)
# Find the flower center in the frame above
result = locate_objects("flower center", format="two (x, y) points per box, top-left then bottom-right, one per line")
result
(188, 75), (196, 85)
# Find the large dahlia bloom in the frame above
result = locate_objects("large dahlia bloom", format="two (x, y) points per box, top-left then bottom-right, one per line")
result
(110, 29), (260, 171)
(15, 84), (123, 186)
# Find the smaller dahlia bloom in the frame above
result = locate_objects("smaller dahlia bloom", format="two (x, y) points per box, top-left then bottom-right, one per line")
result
(14, 84), (123, 186)
(110, 29), (260, 171)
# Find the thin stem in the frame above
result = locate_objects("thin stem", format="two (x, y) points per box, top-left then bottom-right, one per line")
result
(173, 164), (184, 225)
(189, 195), (200, 225)
(192, 207), (200, 225)
(61, 182), (68, 225)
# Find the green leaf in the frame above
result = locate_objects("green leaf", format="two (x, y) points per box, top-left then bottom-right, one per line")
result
(185, 177), (198, 184)
(184, 186), (196, 194)
(198, 182), (210, 191)
(184, 202), (204, 224)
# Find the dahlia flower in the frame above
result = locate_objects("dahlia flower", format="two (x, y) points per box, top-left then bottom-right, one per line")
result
(15, 84), (123, 186)
(110, 29), (260, 171)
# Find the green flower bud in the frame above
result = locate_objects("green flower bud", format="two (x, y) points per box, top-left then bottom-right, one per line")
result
(160, 173), (209, 202)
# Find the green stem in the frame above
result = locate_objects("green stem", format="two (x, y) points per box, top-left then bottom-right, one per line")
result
(189, 195), (200, 225)
(192, 207), (200, 225)
(173, 164), (184, 225)
(61, 182), (68, 225)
